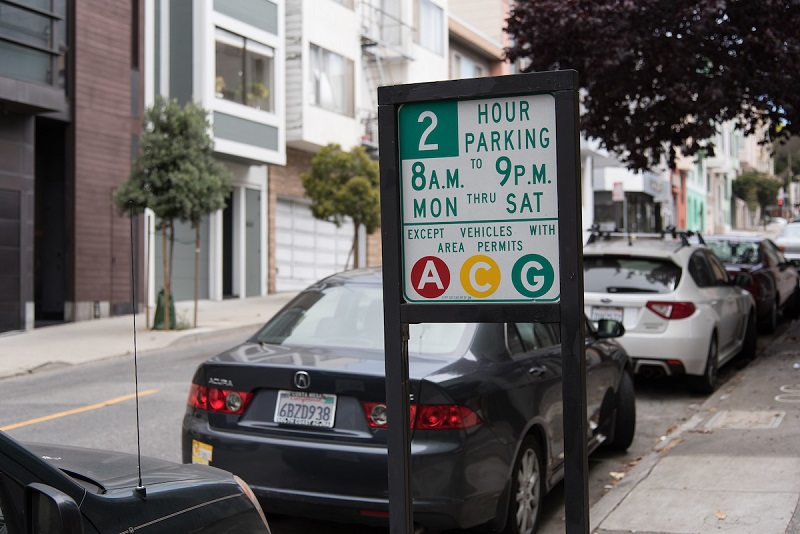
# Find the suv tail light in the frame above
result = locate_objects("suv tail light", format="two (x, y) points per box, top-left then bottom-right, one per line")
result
(362, 402), (482, 430)
(646, 301), (696, 319)
(188, 384), (253, 415)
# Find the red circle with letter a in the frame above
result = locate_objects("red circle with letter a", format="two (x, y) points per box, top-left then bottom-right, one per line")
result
(410, 256), (450, 298)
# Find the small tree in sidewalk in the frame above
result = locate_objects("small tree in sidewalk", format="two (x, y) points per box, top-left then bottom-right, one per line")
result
(114, 96), (232, 330)
(301, 144), (380, 269)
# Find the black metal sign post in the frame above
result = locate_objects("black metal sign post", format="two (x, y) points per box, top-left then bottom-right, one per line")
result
(378, 70), (586, 534)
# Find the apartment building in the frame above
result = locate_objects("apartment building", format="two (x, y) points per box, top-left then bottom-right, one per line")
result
(0, 0), (143, 333)
(271, 0), (511, 292)
(0, 0), (515, 333)
(144, 0), (285, 306)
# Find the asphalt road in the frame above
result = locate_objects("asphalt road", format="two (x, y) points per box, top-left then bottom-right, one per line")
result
(0, 325), (785, 533)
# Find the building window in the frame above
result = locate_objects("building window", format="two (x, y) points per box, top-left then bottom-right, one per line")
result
(450, 51), (485, 79)
(215, 28), (274, 112)
(309, 44), (354, 116)
(418, 0), (443, 54)
(0, 0), (67, 87)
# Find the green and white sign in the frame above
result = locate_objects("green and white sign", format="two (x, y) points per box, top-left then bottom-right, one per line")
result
(399, 94), (560, 303)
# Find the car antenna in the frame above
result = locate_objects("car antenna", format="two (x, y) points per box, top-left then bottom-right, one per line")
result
(129, 207), (147, 500)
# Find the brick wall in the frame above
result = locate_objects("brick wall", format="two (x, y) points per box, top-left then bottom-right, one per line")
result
(72, 0), (142, 315)
(268, 147), (312, 292)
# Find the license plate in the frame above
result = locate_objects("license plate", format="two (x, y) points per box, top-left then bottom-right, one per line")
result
(275, 390), (337, 428)
(591, 306), (623, 322)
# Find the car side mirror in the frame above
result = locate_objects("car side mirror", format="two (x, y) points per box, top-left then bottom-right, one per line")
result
(596, 319), (625, 339)
(790, 259), (800, 270)
(25, 483), (84, 534)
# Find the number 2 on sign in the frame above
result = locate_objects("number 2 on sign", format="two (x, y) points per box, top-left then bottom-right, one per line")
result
(418, 111), (439, 151)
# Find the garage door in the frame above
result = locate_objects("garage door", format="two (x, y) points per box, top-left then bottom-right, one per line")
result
(275, 199), (354, 291)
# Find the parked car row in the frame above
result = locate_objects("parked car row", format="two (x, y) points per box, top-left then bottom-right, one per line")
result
(584, 229), (799, 395)
(177, 229), (796, 532)
(5, 229), (794, 534)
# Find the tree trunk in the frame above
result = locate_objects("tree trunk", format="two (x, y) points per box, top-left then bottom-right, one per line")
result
(161, 223), (170, 331)
(351, 221), (360, 269)
(194, 225), (200, 328)
(168, 220), (175, 329)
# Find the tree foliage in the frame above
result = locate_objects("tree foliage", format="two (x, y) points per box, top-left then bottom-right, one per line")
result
(506, 0), (800, 171)
(114, 96), (232, 329)
(731, 171), (782, 213)
(301, 144), (380, 268)
(773, 136), (800, 180)
(114, 96), (232, 222)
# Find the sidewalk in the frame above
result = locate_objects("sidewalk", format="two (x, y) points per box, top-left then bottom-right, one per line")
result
(591, 322), (800, 534)
(2, 294), (800, 533)
(0, 293), (296, 380)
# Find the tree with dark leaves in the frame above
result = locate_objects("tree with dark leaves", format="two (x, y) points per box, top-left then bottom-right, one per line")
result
(506, 0), (800, 171)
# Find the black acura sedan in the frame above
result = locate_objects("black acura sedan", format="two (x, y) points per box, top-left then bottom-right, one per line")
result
(0, 430), (271, 534)
(182, 267), (635, 534)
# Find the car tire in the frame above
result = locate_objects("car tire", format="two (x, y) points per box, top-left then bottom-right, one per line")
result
(603, 371), (636, 451)
(737, 311), (758, 362)
(690, 335), (718, 394)
(503, 436), (545, 534)
(760, 299), (778, 334)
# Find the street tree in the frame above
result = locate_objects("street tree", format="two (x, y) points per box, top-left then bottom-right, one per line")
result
(301, 144), (380, 269)
(505, 0), (800, 171)
(114, 96), (232, 330)
(732, 171), (782, 222)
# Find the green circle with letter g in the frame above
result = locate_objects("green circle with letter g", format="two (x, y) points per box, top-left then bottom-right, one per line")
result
(512, 254), (555, 298)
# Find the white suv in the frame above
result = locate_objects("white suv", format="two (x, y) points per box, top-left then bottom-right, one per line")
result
(583, 231), (757, 393)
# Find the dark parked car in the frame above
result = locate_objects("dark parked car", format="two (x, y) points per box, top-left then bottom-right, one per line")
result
(181, 267), (635, 534)
(0, 430), (271, 534)
(706, 235), (800, 333)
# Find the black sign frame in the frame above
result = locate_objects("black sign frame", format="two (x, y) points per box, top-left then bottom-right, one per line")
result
(378, 70), (587, 534)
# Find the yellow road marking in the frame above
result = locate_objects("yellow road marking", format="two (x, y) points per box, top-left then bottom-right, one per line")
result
(0, 389), (158, 431)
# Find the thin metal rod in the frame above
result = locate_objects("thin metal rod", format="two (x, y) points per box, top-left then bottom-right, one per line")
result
(130, 210), (145, 493)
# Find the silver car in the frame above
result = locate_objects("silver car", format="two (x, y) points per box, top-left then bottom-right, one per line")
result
(776, 222), (800, 260)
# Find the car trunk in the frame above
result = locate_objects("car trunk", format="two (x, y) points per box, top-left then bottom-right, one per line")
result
(196, 343), (459, 444)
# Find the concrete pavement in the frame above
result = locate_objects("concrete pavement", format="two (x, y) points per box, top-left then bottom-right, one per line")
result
(591, 321), (800, 534)
(2, 293), (800, 533)
(0, 293), (296, 380)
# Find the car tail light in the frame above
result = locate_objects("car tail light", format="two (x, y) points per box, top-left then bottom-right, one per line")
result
(646, 301), (696, 319)
(188, 384), (253, 415)
(362, 402), (482, 429)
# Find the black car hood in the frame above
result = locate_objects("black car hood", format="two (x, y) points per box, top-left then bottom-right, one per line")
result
(207, 341), (466, 381)
(26, 442), (231, 492)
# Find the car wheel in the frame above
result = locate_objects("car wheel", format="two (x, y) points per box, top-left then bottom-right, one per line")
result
(760, 299), (778, 334)
(504, 436), (545, 534)
(690, 335), (718, 394)
(603, 371), (636, 451)
(737, 311), (758, 362)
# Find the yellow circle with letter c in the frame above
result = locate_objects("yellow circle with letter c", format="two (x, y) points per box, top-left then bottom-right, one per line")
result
(460, 255), (501, 298)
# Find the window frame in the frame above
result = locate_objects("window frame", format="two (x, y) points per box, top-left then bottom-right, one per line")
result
(417, 0), (444, 55)
(308, 43), (355, 117)
(214, 27), (275, 113)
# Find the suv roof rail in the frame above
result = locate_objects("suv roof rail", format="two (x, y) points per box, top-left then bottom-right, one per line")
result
(586, 225), (705, 247)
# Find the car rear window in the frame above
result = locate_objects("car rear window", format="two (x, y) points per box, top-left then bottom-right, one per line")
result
(584, 256), (681, 293)
(253, 284), (472, 355)
(706, 240), (761, 264)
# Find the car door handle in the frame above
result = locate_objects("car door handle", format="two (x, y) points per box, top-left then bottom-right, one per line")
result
(529, 366), (546, 377)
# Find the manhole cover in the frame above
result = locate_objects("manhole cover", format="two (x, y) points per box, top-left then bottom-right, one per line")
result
(704, 410), (785, 429)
